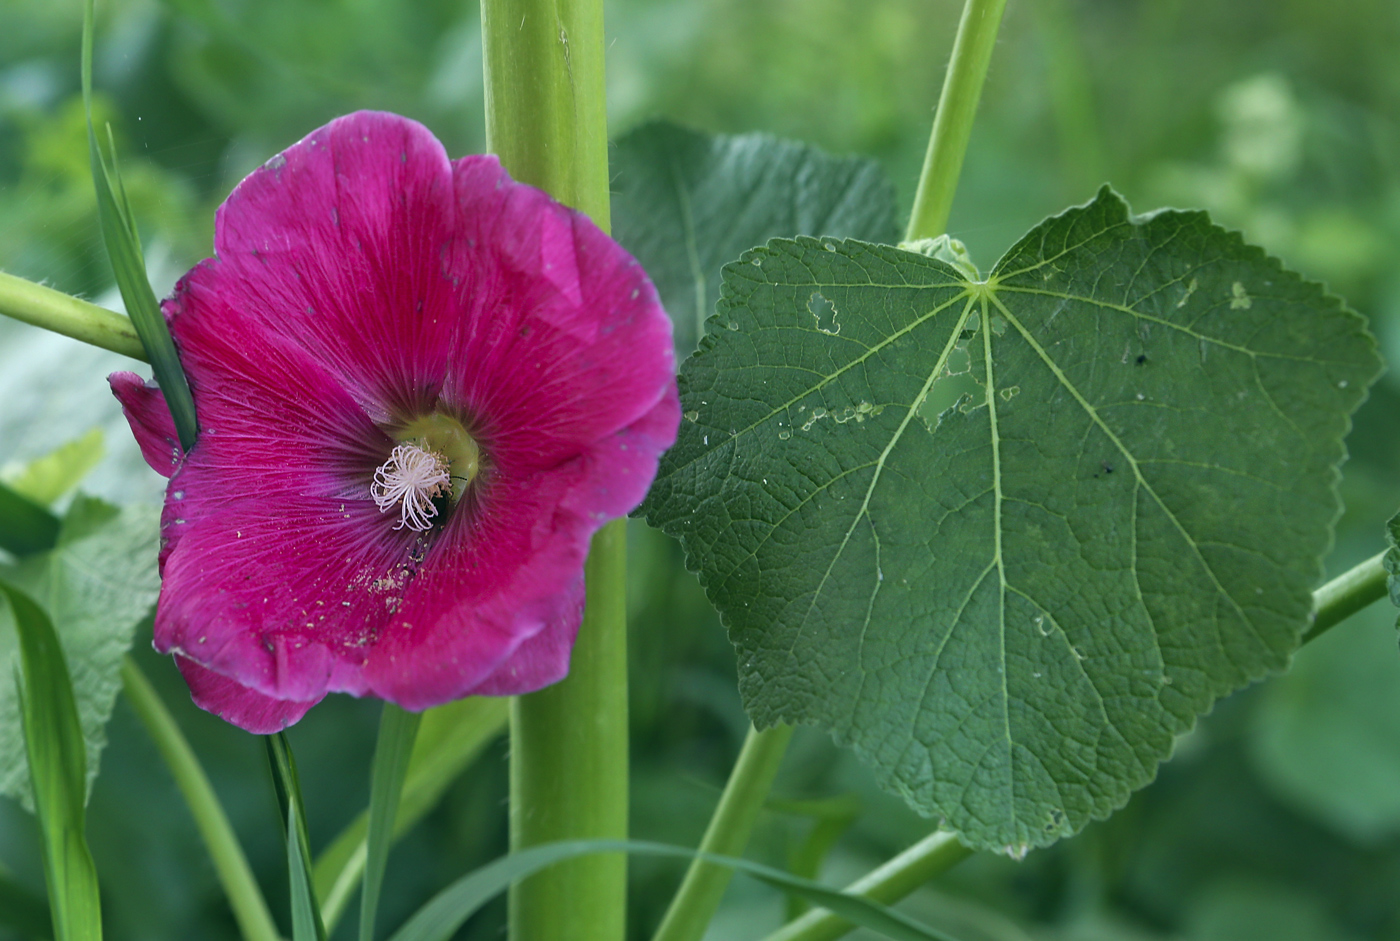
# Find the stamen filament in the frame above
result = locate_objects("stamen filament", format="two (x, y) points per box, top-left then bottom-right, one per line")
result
(370, 443), (451, 531)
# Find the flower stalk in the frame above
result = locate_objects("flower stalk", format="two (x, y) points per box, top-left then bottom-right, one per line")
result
(0, 272), (144, 361)
(651, 724), (795, 941)
(480, 0), (626, 938)
(905, 0), (1010, 242)
(120, 657), (280, 941)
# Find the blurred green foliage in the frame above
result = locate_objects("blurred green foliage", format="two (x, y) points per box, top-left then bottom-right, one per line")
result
(2, 0), (1400, 939)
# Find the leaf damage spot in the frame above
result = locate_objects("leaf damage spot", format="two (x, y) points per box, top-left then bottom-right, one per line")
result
(808, 291), (840, 335)
(1230, 281), (1253, 309)
(1176, 277), (1199, 308)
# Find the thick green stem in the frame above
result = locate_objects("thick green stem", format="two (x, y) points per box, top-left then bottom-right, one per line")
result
(905, 0), (1009, 242)
(0, 272), (144, 360)
(120, 657), (280, 941)
(507, 522), (629, 941)
(759, 831), (971, 941)
(481, 1), (622, 939)
(1304, 550), (1389, 644)
(481, 0), (610, 226)
(651, 724), (795, 941)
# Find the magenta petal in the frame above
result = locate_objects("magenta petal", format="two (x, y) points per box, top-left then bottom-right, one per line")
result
(113, 111), (680, 731)
(176, 655), (320, 734)
(110, 372), (183, 477)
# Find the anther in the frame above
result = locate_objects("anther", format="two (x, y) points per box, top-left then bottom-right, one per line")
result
(370, 443), (451, 531)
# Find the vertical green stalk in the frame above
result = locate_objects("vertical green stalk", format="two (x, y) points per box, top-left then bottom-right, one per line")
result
(651, 724), (795, 941)
(905, 0), (1010, 242)
(480, 2), (621, 939)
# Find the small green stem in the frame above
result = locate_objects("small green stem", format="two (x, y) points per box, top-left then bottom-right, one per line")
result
(652, 724), (796, 941)
(759, 831), (971, 941)
(0, 272), (144, 360)
(1304, 549), (1389, 644)
(120, 657), (281, 941)
(905, 0), (1009, 242)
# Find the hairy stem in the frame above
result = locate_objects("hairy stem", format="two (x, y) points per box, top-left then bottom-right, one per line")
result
(652, 724), (795, 941)
(0, 272), (144, 360)
(905, 0), (1010, 242)
(120, 657), (280, 941)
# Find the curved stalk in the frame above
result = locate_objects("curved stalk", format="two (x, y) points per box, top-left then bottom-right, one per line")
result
(651, 724), (796, 941)
(759, 831), (971, 941)
(0, 272), (144, 360)
(120, 657), (280, 941)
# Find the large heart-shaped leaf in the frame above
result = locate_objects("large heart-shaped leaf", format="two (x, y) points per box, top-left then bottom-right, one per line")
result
(642, 188), (1380, 852)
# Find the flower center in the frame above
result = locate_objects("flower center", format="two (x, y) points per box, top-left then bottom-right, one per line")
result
(371, 443), (451, 531)
(370, 413), (481, 531)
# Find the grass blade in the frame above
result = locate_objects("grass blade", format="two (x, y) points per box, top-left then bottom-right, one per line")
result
(360, 704), (421, 941)
(3, 582), (102, 941)
(267, 733), (327, 941)
(387, 839), (964, 941)
(0, 482), (60, 557)
(314, 697), (508, 931)
(81, 0), (197, 452)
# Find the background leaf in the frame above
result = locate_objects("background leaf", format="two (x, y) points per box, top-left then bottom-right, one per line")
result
(643, 188), (1380, 851)
(0, 495), (160, 808)
(611, 121), (899, 357)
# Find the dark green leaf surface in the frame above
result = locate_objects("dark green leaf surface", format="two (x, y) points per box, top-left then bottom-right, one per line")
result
(0, 496), (160, 808)
(1382, 510), (1400, 618)
(5, 582), (103, 941)
(643, 188), (1380, 851)
(611, 122), (898, 357)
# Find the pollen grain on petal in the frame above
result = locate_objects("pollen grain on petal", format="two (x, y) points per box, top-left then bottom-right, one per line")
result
(370, 442), (451, 531)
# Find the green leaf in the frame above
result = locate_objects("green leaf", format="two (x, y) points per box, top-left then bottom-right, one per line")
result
(387, 839), (961, 941)
(3, 582), (103, 941)
(0, 496), (161, 808)
(611, 122), (898, 357)
(360, 704), (421, 941)
(0, 481), (61, 558)
(1381, 509), (1400, 619)
(267, 733), (328, 941)
(641, 188), (1381, 852)
(1, 428), (105, 508)
(83, 0), (198, 452)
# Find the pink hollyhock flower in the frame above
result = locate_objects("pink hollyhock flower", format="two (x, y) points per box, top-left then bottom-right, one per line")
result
(110, 111), (679, 733)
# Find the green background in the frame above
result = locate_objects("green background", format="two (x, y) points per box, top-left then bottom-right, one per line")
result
(2, 0), (1400, 939)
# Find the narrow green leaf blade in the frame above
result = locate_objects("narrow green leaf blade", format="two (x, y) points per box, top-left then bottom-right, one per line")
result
(0, 481), (60, 557)
(387, 840), (961, 941)
(4, 582), (102, 941)
(267, 734), (327, 941)
(82, 0), (197, 452)
(360, 704), (421, 941)
(611, 122), (898, 357)
(642, 188), (1382, 851)
(314, 697), (508, 931)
